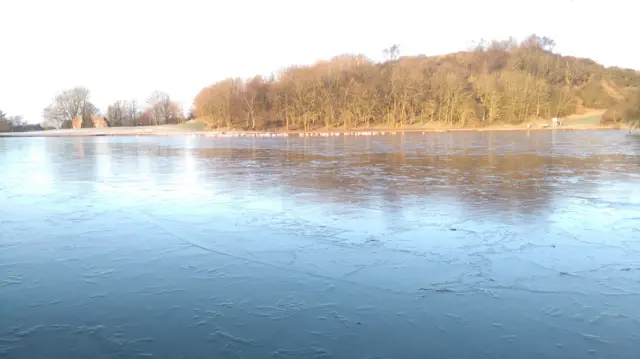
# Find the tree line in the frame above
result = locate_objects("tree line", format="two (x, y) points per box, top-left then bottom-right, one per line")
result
(105, 91), (185, 128)
(193, 35), (640, 130)
(0, 111), (43, 132)
(602, 91), (640, 128)
(2, 88), (186, 132)
(39, 88), (185, 130)
(3, 34), (639, 133)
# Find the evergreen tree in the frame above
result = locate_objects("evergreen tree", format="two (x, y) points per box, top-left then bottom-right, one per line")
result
(0, 110), (12, 132)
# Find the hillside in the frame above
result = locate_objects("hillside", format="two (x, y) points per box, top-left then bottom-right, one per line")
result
(194, 35), (640, 131)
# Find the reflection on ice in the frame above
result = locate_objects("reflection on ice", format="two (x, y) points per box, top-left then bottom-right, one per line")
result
(0, 130), (639, 359)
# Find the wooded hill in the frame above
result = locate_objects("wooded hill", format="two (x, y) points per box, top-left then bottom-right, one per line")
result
(194, 35), (640, 130)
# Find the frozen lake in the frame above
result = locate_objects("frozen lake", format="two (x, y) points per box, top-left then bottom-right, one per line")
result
(1, 131), (639, 358)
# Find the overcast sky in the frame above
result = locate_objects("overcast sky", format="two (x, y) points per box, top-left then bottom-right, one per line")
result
(0, 0), (636, 123)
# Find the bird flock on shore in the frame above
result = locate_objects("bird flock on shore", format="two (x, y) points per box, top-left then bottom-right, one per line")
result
(200, 131), (410, 138)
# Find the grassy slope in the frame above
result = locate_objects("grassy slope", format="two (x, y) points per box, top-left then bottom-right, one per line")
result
(0, 120), (209, 137)
(156, 120), (208, 131)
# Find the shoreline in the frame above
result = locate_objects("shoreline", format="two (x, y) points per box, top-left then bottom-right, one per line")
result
(0, 124), (621, 138)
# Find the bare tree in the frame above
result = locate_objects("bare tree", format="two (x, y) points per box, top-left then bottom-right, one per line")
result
(106, 100), (142, 127)
(8, 115), (25, 127)
(43, 105), (66, 129)
(147, 91), (183, 125)
(58, 87), (90, 120)
(383, 44), (400, 62)
(128, 100), (140, 126)
(107, 101), (126, 127)
(147, 91), (169, 125)
(43, 87), (95, 129)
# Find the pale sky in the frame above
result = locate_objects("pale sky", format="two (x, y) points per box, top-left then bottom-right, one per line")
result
(0, 0), (636, 123)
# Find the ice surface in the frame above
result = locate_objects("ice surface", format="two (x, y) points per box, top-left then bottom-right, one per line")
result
(1, 131), (639, 358)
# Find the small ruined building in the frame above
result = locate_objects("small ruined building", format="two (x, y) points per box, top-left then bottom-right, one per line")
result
(71, 115), (110, 129)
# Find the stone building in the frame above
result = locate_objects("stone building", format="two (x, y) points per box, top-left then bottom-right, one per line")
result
(71, 115), (110, 129)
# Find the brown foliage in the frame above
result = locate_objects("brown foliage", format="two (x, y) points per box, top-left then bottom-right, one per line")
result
(602, 91), (640, 127)
(136, 109), (154, 126)
(194, 35), (640, 130)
